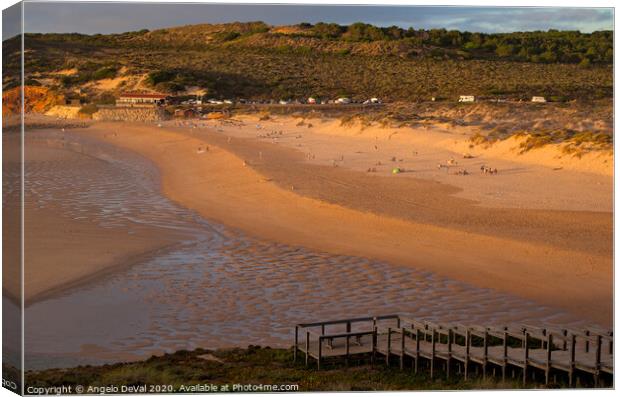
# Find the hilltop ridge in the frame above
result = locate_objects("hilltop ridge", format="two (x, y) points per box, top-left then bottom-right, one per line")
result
(2, 21), (612, 102)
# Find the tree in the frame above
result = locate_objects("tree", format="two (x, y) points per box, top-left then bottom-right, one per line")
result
(495, 44), (514, 57)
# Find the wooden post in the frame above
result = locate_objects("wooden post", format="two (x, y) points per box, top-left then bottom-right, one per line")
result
(523, 332), (529, 386)
(317, 337), (322, 370)
(294, 326), (299, 362)
(400, 327), (405, 370)
(371, 327), (377, 365)
(430, 329), (436, 380)
(415, 329), (421, 374)
(502, 331), (508, 382)
(321, 324), (325, 336)
(569, 334), (576, 387)
(345, 335), (350, 367)
(594, 335), (602, 387)
(585, 330), (590, 353)
(545, 333), (553, 385)
(386, 327), (392, 366)
(562, 329), (568, 351)
(396, 317), (401, 328)
(346, 321), (351, 333)
(483, 331), (488, 380)
(464, 330), (470, 380)
(447, 329), (452, 379)
(305, 331), (310, 367)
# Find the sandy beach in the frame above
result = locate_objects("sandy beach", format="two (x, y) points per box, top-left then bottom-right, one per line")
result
(69, 119), (612, 326)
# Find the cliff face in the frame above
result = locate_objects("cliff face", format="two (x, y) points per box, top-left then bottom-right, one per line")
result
(2, 86), (63, 117)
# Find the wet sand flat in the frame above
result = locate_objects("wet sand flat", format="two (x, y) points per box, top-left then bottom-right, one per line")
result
(18, 138), (182, 304)
(76, 122), (612, 326)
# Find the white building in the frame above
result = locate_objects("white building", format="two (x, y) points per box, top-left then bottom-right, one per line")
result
(307, 97), (317, 104)
(116, 92), (168, 106)
(364, 97), (381, 104)
(458, 95), (475, 103)
(336, 97), (351, 104)
(531, 96), (547, 103)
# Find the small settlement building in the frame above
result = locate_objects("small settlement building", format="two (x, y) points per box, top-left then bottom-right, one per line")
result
(116, 92), (168, 106)
(458, 95), (475, 102)
(531, 96), (547, 103)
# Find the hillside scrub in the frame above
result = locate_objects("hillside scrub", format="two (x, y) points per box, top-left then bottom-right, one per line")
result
(2, 22), (612, 101)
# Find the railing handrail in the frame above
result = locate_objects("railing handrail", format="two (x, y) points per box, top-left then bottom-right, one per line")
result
(297, 315), (612, 347)
(306, 328), (323, 338)
(319, 330), (376, 340)
(297, 314), (399, 328)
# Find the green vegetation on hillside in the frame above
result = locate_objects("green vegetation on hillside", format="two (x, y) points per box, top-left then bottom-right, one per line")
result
(2, 22), (612, 101)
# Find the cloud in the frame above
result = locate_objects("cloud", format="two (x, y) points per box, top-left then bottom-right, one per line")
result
(3, 2), (22, 40)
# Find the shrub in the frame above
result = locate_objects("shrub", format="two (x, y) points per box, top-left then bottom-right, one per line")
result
(145, 70), (175, 86)
(78, 104), (99, 115)
(92, 66), (117, 80)
(95, 92), (116, 105)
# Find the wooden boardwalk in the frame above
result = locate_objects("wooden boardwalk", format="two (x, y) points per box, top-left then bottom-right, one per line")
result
(294, 315), (613, 387)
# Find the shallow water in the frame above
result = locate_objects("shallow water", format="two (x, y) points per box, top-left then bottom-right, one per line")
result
(22, 129), (589, 370)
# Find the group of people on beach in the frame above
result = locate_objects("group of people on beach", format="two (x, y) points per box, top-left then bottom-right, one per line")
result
(186, 117), (501, 179)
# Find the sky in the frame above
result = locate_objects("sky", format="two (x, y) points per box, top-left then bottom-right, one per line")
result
(2, 1), (614, 39)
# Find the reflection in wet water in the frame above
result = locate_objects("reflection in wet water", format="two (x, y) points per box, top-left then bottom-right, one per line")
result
(23, 130), (588, 370)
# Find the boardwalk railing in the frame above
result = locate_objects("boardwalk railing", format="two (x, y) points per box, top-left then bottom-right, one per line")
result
(294, 315), (400, 369)
(294, 315), (613, 387)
